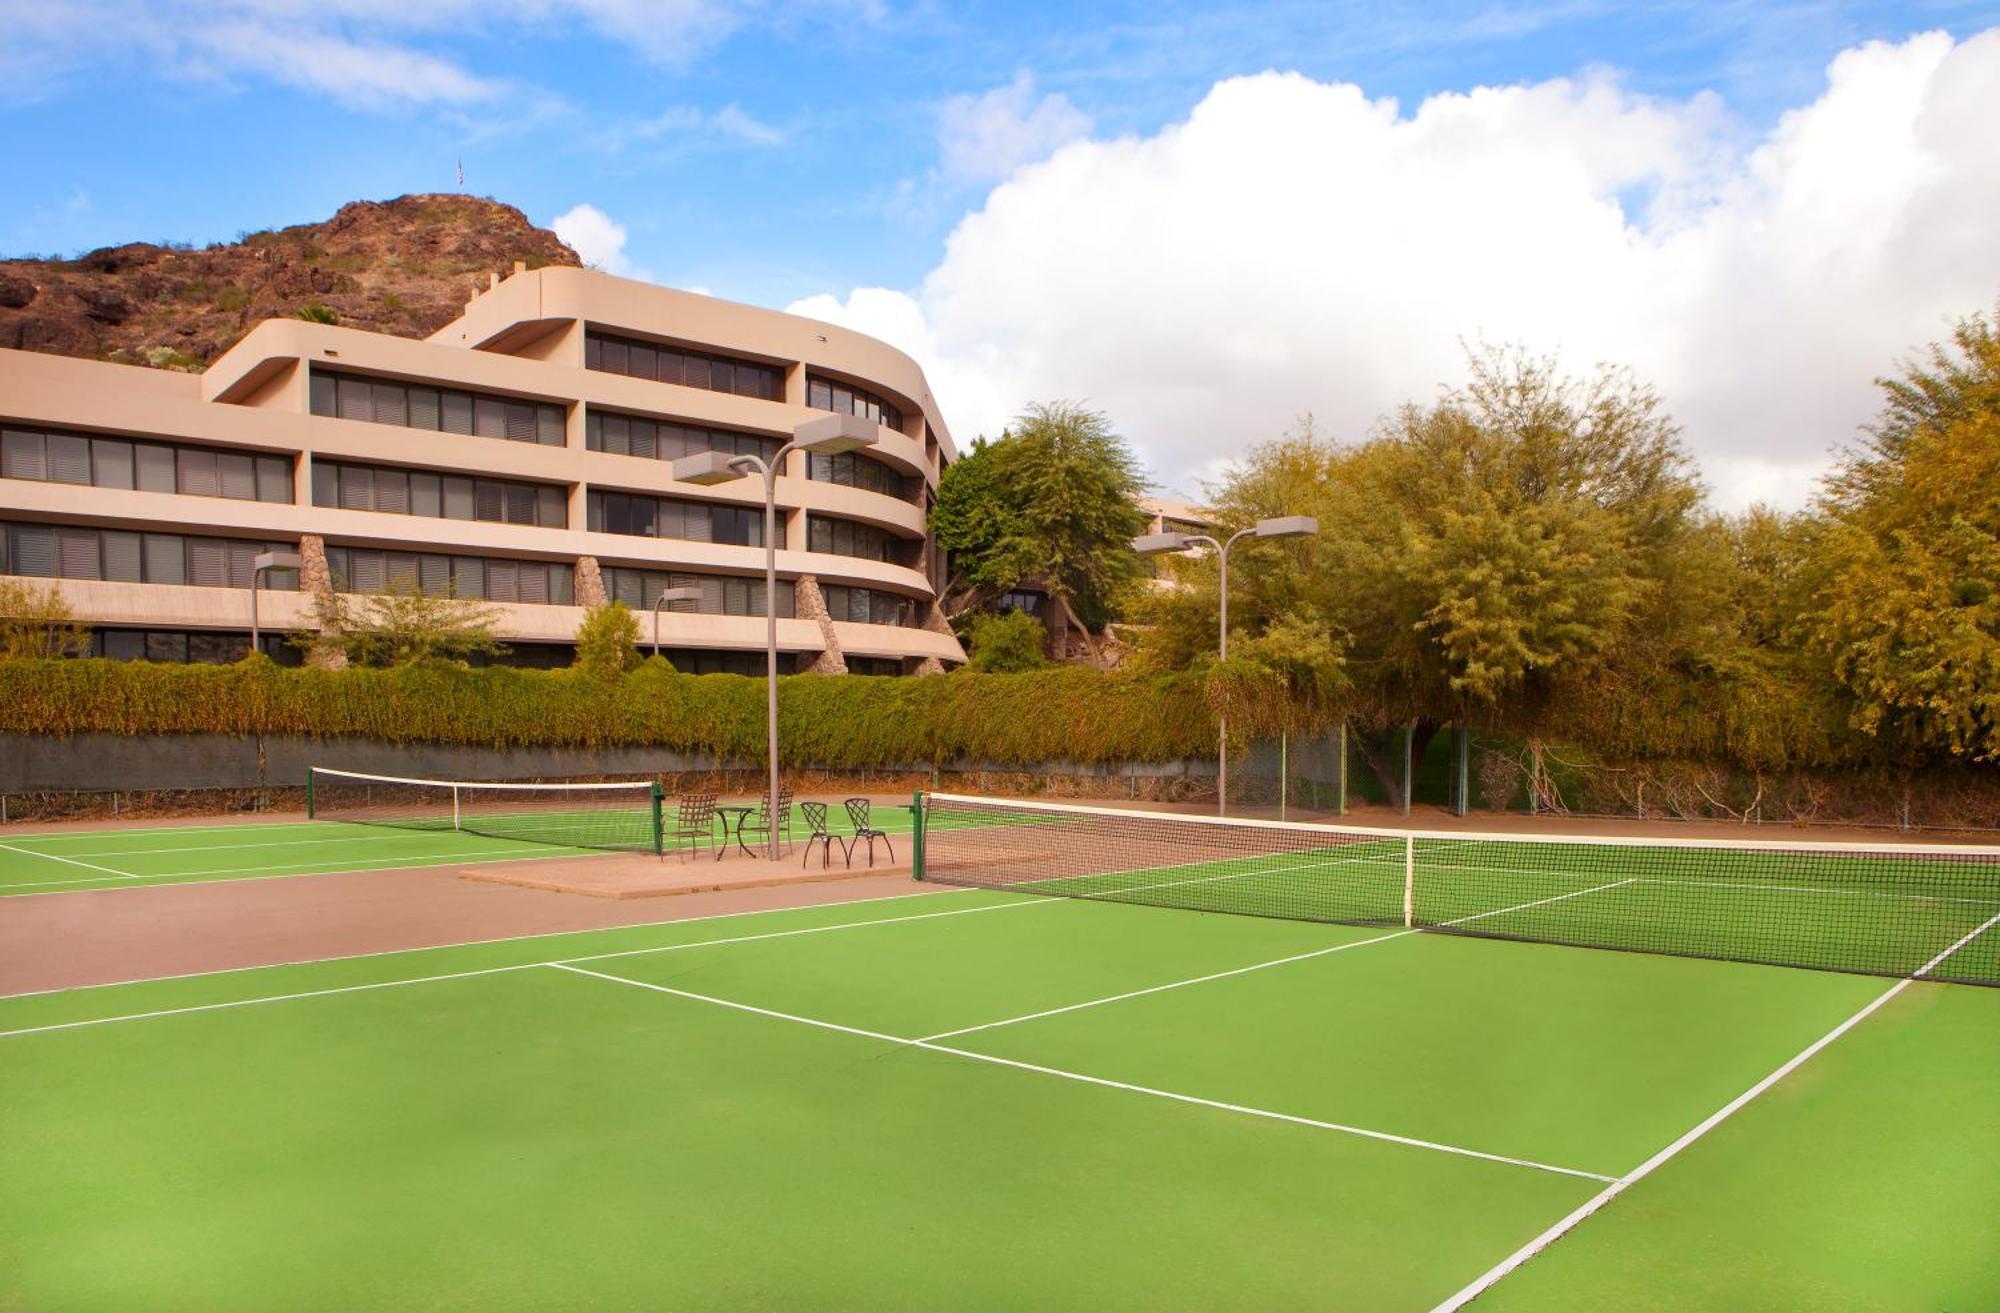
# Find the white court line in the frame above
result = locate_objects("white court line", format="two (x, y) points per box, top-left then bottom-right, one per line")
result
(0, 892), (1052, 1037)
(1634, 875), (2000, 908)
(1429, 908), (2000, 1312)
(0, 845), (611, 894)
(922, 878), (1636, 1043)
(548, 962), (1615, 1183)
(0, 840), (136, 880)
(0, 884), (983, 1001)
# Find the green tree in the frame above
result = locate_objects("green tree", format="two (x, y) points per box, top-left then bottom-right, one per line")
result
(299, 584), (506, 667)
(1137, 347), (1705, 802)
(931, 402), (1148, 661)
(1810, 307), (2000, 761)
(0, 579), (92, 660)
(572, 602), (643, 677)
(963, 609), (1048, 672)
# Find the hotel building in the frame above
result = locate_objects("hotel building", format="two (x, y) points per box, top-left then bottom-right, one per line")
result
(0, 266), (967, 674)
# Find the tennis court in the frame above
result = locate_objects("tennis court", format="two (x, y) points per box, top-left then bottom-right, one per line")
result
(3, 793), (1996, 1310)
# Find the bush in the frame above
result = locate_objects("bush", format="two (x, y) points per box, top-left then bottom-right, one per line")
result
(573, 603), (642, 677)
(295, 303), (338, 324)
(0, 579), (91, 660)
(964, 610), (1047, 672)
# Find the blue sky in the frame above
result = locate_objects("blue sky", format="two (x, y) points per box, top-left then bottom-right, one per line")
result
(5, 1), (1999, 503)
(4, 1), (1990, 299)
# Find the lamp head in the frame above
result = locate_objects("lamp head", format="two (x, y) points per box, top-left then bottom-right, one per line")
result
(655, 586), (703, 608)
(1251, 516), (1318, 540)
(671, 450), (753, 485)
(252, 550), (302, 572)
(1131, 531), (1195, 556)
(793, 411), (879, 455)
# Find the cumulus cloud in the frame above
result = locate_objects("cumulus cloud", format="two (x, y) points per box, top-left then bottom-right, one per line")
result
(937, 73), (1093, 183)
(551, 203), (654, 281)
(808, 31), (2000, 510)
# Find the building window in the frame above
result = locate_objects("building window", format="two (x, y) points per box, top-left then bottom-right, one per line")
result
(321, 545), (573, 604)
(309, 368), (565, 446)
(805, 451), (918, 503)
(0, 522), (295, 589)
(90, 629), (299, 665)
(584, 330), (781, 402)
(845, 656), (905, 677)
(998, 591), (1044, 615)
(586, 491), (762, 547)
(806, 374), (904, 433)
(585, 410), (783, 467)
(600, 566), (796, 619)
(1, 425), (291, 503)
(818, 584), (919, 628)
(652, 647), (807, 676)
(311, 461), (567, 528)
(805, 514), (917, 566)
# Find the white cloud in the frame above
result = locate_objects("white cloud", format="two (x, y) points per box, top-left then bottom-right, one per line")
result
(937, 73), (1093, 184)
(807, 32), (2000, 510)
(551, 203), (654, 281)
(712, 103), (787, 146)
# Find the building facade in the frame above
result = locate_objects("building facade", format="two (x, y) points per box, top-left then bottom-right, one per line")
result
(0, 266), (966, 674)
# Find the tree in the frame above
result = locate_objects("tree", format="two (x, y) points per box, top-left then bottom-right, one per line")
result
(1809, 307), (2000, 761)
(963, 610), (1048, 672)
(297, 584), (506, 667)
(931, 402), (1148, 661)
(0, 579), (91, 660)
(573, 602), (643, 677)
(1136, 347), (1706, 802)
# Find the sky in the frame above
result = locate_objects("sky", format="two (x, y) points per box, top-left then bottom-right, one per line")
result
(4, 1), (1999, 509)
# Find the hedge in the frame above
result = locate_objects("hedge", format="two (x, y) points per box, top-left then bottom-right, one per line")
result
(0, 657), (1241, 768)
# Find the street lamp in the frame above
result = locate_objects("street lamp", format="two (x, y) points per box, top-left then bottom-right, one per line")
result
(1134, 516), (1318, 816)
(651, 586), (704, 660)
(672, 412), (880, 858)
(249, 550), (302, 657)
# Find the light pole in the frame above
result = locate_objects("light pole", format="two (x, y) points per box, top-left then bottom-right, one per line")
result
(248, 550), (302, 658)
(1133, 516), (1317, 816)
(673, 412), (880, 858)
(651, 586), (704, 660)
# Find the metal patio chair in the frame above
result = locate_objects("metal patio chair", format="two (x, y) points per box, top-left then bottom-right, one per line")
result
(799, 801), (848, 869)
(739, 785), (795, 856)
(843, 797), (894, 869)
(670, 792), (718, 862)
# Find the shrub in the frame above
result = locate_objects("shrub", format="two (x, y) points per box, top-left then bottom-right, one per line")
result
(295, 303), (338, 325)
(964, 610), (1047, 672)
(0, 579), (91, 660)
(573, 603), (642, 677)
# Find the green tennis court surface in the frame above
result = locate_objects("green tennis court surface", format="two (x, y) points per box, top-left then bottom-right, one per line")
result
(0, 805), (928, 895)
(4, 879), (1996, 1310)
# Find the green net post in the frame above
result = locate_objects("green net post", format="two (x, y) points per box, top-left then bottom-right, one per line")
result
(650, 781), (665, 857)
(1453, 724), (1470, 818)
(911, 791), (926, 880)
(305, 768), (316, 820)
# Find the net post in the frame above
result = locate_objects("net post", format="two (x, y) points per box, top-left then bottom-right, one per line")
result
(1402, 834), (1416, 928)
(305, 768), (316, 820)
(1336, 722), (1347, 817)
(452, 785), (461, 832)
(650, 780), (665, 858)
(911, 791), (926, 880)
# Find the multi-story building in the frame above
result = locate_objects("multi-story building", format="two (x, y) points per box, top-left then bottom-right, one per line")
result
(0, 266), (966, 675)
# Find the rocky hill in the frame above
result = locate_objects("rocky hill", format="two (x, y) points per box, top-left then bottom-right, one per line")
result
(0, 194), (581, 372)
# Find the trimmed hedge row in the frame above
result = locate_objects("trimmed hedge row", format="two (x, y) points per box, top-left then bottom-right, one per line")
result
(0, 657), (1235, 768)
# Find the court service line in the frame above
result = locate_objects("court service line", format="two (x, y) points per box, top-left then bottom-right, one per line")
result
(0, 892), (1052, 1036)
(1429, 908), (2000, 1312)
(549, 962), (1616, 1184)
(0, 840), (136, 880)
(921, 877), (1636, 1043)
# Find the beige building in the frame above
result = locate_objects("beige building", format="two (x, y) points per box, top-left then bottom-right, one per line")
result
(0, 266), (966, 674)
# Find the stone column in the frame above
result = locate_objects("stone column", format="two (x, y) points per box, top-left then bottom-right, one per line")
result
(296, 533), (346, 669)
(573, 555), (608, 608)
(792, 575), (847, 675)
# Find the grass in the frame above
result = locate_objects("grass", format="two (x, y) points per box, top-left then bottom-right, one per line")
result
(1, 817), (1995, 1309)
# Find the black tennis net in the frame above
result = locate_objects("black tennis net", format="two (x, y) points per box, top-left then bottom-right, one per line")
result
(308, 767), (664, 854)
(914, 792), (2000, 986)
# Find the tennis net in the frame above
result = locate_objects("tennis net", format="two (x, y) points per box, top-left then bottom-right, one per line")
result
(914, 792), (2000, 986)
(307, 768), (663, 855)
